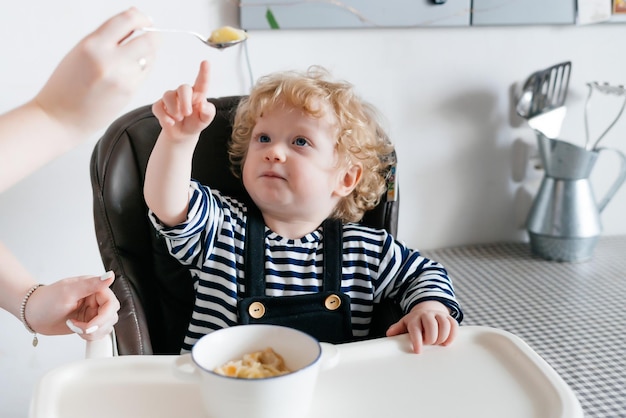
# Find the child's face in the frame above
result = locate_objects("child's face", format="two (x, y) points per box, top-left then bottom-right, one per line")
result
(242, 101), (356, 223)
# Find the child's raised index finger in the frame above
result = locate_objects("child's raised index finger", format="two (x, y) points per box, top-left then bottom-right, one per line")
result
(193, 60), (211, 96)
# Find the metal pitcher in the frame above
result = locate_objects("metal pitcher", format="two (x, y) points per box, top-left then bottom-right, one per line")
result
(526, 132), (626, 261)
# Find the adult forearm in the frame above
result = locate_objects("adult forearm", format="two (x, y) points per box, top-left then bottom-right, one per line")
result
(0, 101), (85, 193)
(0, 241), (38, 318)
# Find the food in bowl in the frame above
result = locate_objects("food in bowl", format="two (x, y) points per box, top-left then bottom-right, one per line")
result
(214, 347), (291, 378)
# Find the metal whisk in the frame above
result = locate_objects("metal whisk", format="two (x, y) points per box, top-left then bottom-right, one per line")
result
(584, 81), (626, 150)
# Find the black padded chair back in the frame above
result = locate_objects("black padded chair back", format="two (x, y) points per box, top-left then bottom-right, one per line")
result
(90, 96), (400, 355)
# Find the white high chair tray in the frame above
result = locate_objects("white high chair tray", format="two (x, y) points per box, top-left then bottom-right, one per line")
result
(30, 326), (582, 418)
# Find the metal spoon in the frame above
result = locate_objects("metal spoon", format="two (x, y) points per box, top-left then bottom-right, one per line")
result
(141, 27), (247, 49)
(515, 81), (534, 118)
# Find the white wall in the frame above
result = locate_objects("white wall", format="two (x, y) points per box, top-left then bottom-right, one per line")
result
(1, 1), (626, 416)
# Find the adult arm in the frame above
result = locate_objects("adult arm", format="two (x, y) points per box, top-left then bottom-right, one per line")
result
(0, 8), (156, 338)
(0, 242), (119, 339)
(0, 7), (158, 193)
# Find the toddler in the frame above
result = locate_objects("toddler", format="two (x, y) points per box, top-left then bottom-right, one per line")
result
(144, 61), (463, 353)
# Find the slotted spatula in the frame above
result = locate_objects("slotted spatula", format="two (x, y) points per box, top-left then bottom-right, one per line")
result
(516, 61), (571, 137)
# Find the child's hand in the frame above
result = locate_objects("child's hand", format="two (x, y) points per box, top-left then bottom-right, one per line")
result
(386, 300), (458, 354)
(152, 60), (216, 142)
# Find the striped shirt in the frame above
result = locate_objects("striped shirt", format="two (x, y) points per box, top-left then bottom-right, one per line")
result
(150, 180), (463, 351)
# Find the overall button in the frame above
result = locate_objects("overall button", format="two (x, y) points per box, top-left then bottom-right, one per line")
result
(324, 294), (342, 311)
(248, 302), (266, 319)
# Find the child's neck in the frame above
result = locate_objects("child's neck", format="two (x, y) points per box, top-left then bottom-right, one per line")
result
(261, 213), (329, 240)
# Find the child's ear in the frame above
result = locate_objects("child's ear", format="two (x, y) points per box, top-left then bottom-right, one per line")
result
(334, 163), (362, 197)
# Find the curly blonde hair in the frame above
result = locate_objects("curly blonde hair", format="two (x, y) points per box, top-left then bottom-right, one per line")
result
(230, 66), (395, 223)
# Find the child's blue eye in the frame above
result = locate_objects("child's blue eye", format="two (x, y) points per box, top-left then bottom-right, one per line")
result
(259, 135), (270, 143)
(293, 137), (308, 146)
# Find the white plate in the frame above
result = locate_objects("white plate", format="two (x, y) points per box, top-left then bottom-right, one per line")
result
(29, 326), (582, 418)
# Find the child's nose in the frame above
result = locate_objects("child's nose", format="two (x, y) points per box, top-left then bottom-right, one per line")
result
(265, 145), (286, 162)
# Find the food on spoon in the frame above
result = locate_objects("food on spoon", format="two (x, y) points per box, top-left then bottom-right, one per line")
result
(208, 26), (248, 44)
(214, 347), (291, 378)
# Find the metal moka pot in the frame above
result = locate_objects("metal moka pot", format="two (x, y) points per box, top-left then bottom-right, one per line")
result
(526, 132), (626, 261)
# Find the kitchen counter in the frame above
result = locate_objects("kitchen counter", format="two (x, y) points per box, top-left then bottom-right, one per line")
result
(424, 235), (626, 418)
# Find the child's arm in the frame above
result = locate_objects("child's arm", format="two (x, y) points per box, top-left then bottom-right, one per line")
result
(144, 60), (216, 226)
(386, 300), (458, 354)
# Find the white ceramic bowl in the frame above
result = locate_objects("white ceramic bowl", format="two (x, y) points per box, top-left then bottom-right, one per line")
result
(191, 324), (325, 418)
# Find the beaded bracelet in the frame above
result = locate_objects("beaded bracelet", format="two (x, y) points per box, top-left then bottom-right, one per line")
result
(20, 284), (45, 347)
